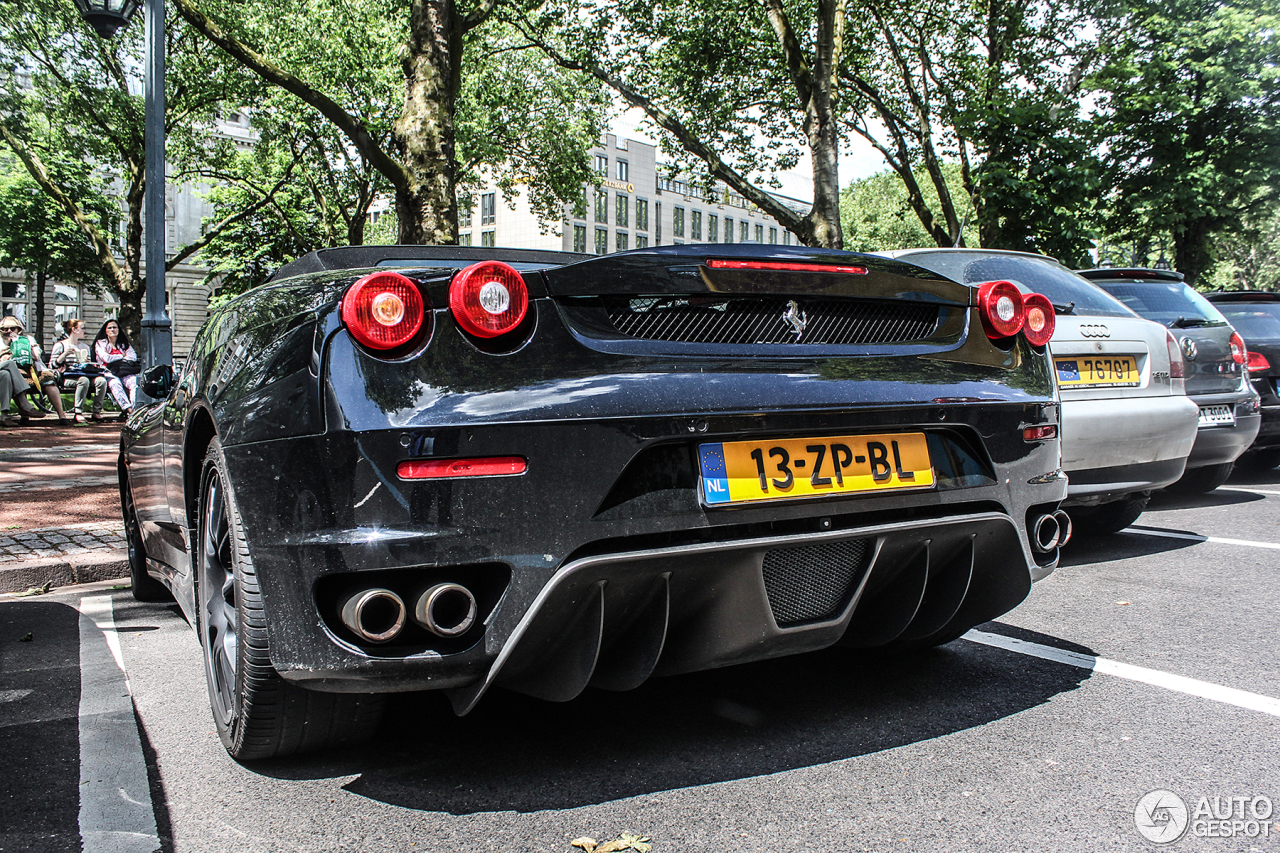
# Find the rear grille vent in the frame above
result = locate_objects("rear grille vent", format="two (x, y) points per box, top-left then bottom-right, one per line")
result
(762, 538), (872, 626)
(605, 296), (941, 345)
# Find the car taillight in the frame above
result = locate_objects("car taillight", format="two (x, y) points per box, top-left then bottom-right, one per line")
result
(1166, 331), (1185, 378)
(976, 280), (1024, 339)
(1230, 331), (1247, 365)
(450, 261), (529, 338)
(1021, 293), (1055, 347)
(1248, 350), (1270, 372)
(341, 271), (425, 350)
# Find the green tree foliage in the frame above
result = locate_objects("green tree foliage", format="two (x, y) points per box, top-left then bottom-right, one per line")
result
(173, 0), (609, 245)
(0, 152), (114, 343)
(1203, 207), (1280, 292)
(1090, 0), (1280, 286)
(841, 163), (975, 252)
(516, 0), (849, 247)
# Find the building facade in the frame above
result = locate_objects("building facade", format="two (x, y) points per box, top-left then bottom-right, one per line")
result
(459, 134), (809, 255)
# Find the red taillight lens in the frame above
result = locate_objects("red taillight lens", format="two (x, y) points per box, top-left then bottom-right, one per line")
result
(1230, 331), (1247, 365)
(705, 259), (869, 275)
(450, 261), (529, 338)
(397, 457), (527, 479)
(1021, 293), (1056, 347)
(976, 280), (1025, 339)
(341, 271), (425, 350)
(1248, 350), (1270, 372)
(1023, 424), (1057, 441)
(1166, 331), (1185, 379)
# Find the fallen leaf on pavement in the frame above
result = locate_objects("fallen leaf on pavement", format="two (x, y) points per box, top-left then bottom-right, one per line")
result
(570, 838), (598, 852)
(1116, 601), (1130, 606)
(18, 633), (32, 642)
(13, 581), (53, 597)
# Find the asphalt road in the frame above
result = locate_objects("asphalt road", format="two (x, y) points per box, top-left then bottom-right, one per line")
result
(2, 465), (1278, 853)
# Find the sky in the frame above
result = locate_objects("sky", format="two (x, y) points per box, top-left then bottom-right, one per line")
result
(609, 107), (889, 205)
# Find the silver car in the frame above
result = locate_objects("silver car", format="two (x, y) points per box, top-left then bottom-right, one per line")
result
(885, 249), (1200, 534)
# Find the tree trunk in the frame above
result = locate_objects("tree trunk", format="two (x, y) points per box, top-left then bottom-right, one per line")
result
(394, 0), (461, 245)
(1175, 219), (1213, 288)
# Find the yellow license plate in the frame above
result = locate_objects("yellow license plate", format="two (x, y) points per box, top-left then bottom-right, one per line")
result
(1055, 356), (1140, 387)
(699, 432), (934, 506)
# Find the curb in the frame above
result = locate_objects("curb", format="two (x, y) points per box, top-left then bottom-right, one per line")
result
(0, 550), (129, 594)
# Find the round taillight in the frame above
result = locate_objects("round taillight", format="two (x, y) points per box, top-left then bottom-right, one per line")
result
(976, 280), (1025, 339)
(1021, 293), (1056, 347)
(1230, 331), (1247, 365)
(450, 261), (529, 339)
(341, 271), (425, 350)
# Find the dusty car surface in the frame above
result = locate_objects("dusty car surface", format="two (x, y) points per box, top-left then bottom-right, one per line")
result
(1080, 268), (1260, 492)
(120, 244), (1068, 759)
(882, 249), (1199, 534)
(1204, 290), (1280, 469)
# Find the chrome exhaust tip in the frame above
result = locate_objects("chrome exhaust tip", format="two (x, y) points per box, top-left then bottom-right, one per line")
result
(1053, 509), (1073, 548)
(414, 583), (478, 638)
(339, 588), (407, 644)
(1031, 512), (1061, 553)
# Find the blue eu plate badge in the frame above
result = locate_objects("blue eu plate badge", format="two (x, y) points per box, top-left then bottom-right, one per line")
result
(698, 443), (732, 504)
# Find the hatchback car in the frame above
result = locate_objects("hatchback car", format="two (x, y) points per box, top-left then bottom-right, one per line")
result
(1204, 291), (1280, 469)
(121, 244), (1068, 759)
(881, 249), (1199, 534)
(1080, 268), (1260, 491)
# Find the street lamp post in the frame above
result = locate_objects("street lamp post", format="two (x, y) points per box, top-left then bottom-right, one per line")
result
(72, 0), (173, 380)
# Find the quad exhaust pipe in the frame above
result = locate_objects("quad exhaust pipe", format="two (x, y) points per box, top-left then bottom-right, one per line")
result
(1030, 509), (1073, 553)
(414, 583), (478, 637)
(339, 588), (407, 643)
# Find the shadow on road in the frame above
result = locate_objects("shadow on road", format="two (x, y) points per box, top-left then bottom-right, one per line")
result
(1147, 488), (1265, 512)
(1058, 528), (1199, 566)
(250, 625), (1092, 815)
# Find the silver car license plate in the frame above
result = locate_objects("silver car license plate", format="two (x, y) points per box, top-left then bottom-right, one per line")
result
(1198, 404), (1235, 427)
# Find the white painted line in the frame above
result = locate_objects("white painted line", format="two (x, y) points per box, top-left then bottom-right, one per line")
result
(1122, 526), (1280, 550)
(77, 596), (160, 853)
(965, 630), (1280, 718)
(1219, 486), (1280, 496)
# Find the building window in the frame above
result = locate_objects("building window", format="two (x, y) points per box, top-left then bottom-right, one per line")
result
(724, 218), (733, 242)
(481, 230), (495, 247)
(461, 204), (473, 228)
(574, 224), (587, 253)
(573, 189), (587, 220)
(1, 280), (27, 327)
(769, 227), (778, 244)
(460, 232), (472, 246)
(616, 231), (629, 251)
(636, 198), (648, 231)
(691, 210), (702, 241)
(673, 206), (685, 238)
(740, 220), (750, 242)
(481, 193), (496, 226)
(616, 194), (629, 228)
(755, 223), (765, 243)
(595, 228), (609, 255)
(636, 235), (648, 249)
(594, 154), (608, 176)
(655, 202), (662, 243)
(708, 214), (718, 242)
(595, 191), (608, 224)
(616, 160), (628, 181)
(783, 231), (791, 246)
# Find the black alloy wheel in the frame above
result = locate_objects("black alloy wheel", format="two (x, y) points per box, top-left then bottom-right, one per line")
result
(196, 438), (384, 760)
(122, 475), (169, 603)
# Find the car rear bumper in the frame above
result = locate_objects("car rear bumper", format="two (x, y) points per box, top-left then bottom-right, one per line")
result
(1185, 392), (1261, 468)
(1062, 457), (1189, 505)
(1060, 394), (1198, 477)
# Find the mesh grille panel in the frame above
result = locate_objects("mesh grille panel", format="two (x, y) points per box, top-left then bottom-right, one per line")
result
(605, 296), (940, 345)
(762, 539), (872, 626)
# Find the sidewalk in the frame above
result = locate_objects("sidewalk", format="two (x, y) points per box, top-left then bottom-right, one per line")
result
(0, 420), (129, 593)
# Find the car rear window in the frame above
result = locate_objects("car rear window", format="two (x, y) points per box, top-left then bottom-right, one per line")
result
(1090, 280), (1228, 328)
(899, 251), (1136, 318)
(1213, 302), (1280, 340)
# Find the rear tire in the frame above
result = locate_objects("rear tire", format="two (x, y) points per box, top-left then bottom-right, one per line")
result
(121, 475), (169, 603)
(1167, 461), (1234, 494)
(197, 438), (384, 760)
(1071, 493), (1150, 536)
(1244, 449), (1280, 471)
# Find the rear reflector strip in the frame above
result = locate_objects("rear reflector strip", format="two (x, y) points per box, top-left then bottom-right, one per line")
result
(1023, 424), (1058, 441)
(706, 259), (868, 275)
(397, 457), (527, 480)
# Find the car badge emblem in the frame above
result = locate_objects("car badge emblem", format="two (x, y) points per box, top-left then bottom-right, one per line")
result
(1079, 324), (1110, 338)
(782, 300), (807, 339)
(1180, 337), (1198, 360)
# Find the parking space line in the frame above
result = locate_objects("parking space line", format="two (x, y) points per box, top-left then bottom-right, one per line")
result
(77, 596), (160, 853)
(965, 630), (1280, 718)
(1122, 526), (1280, 550)
(1219, 486), (1280, 496)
